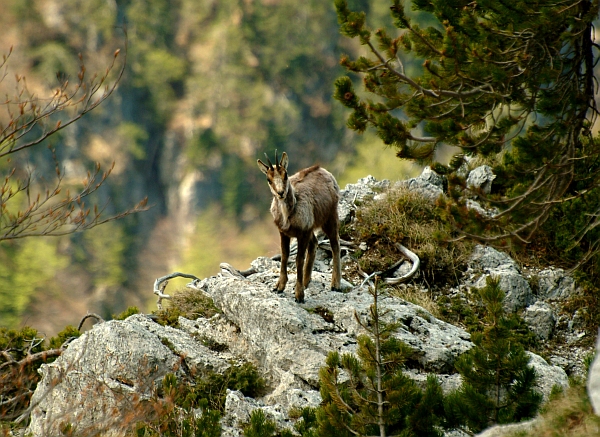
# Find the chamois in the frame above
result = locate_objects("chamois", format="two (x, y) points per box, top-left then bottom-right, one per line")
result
(257, 151), (342, 303)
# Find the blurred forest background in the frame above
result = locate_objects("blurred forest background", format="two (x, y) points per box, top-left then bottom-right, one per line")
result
(0, 0), (425, 334)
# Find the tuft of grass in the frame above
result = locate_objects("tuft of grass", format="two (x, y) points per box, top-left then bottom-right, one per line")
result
(350, 186), (472, 286)
(388, 286), (441, 319)
(198, 335), (229, 353)
(48, 325), (81, 349)
(196, 361), (267, 412)
(153, 287), (220, 328)
(112, 306), (140, 320)
(515, 379), (600, 437)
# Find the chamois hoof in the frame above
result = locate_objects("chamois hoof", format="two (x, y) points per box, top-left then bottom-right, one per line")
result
(295, 297), (305, 304)
(331, 286), (343, 292)
(273, 287), (284, 294)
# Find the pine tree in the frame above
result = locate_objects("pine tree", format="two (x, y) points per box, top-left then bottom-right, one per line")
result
(318, 279), (447, 437)
(333, 0), (600, 261)
(445, 277), (542, 433)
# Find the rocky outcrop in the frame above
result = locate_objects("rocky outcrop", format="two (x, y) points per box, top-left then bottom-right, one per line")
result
(523, 302), (556, 341)
(398, 165), (446, 201)
(28, 315), (235, 437)
(26, 171), (578, 437)
(27, 259), (569, 436)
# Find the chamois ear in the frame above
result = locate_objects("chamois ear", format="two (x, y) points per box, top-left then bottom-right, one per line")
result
(257, 159), (270, 175)
(279, 152), (289, 170)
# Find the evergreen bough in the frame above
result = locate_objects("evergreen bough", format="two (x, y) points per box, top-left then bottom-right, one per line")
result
(334, 0), (600, 264)
(445, 277), (542, 433)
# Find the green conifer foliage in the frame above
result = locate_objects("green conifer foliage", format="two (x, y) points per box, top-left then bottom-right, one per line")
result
(242, 410), (277, 437)
(333, 0), (600, 257)
(445, 277), (542, 433)
(318, 280), (446, 437)
(135, 373), (222, 437)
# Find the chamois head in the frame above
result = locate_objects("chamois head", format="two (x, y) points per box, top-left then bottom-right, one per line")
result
(257, 151), (289, 200)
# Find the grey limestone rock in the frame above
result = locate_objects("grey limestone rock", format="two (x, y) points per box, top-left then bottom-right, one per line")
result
(470, 245), (520, 273)
(523, 302), (556, 341)
(398, 166), (446, 202)
(537, 267), (577, 300)
(196, 270), (474, 392)
(526, 352), (569, 400)
(474, 420), (538, 437)
(470, 245), (534, 312)
(27, 314), (232, 437)
(465, 198), (497, 218)
(338, 175), (390, 223)
(221, 390), (292, 437)
(467, 165), (496, 195)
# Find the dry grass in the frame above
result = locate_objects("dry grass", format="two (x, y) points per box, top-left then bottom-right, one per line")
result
(511, 382), (600, 437)
(349, 186), (472, 286)
(153, 287), (220, 327)
(388, 285), (441, 319)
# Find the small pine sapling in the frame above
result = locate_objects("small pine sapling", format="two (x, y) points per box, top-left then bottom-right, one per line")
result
(445, 277), (542, 433)
(135, 373), (221, 437)
(318, 278), (447, 437)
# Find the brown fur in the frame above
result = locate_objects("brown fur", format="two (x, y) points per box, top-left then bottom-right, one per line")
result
(258, 152), (342, 303)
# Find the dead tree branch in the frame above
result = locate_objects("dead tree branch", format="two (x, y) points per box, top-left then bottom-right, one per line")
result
(153, 272), (200, 309)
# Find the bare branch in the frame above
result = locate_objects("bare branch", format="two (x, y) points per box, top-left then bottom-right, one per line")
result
(78, 313), (105, 331)
(153, 272), (201, 309)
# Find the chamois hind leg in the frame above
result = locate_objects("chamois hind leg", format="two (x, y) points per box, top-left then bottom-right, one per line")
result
(275, 233), (290, 293)
(324, 220), (342, 291)
(294, 233), (310, 303)
(303, 233), (318, 288)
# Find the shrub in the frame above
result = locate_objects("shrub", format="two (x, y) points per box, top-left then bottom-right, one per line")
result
(136, 362), (266, 437)
(134, 373), (221, 437)
(113, 306), (140, 320)
(0, 324), (79, 422)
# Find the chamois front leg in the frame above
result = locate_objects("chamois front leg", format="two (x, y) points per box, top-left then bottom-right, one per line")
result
(303, 233), (318, 288)
(294, 233), (310, 303)
(275, 233), (290, 293)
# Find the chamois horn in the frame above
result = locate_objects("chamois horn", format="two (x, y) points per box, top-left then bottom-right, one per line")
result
(264, 153), (273, 168)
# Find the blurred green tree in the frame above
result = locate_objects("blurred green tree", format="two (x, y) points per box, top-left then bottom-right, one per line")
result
(0, 35), (148, 327)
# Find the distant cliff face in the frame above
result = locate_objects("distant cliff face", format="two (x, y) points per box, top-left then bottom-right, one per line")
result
(26, 172), (587, 437)
(2, 0), (370, 332)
